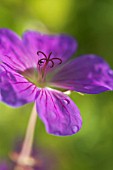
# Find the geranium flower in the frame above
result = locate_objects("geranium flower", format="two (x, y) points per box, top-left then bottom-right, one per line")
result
(0, 28), (113, 136)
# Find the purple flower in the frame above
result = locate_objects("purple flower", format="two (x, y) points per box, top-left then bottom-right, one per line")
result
(0, 28), (113, 136)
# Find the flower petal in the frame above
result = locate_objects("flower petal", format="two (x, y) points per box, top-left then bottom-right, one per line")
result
(36, 88), (82, 136)
(51, 55), (113, 94)
(0, 28), (34, 71)
(0, 71), (37, 107)
(23, 31), (77, 64)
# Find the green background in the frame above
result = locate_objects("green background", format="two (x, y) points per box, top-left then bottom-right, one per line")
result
(0, 0), (113, 169)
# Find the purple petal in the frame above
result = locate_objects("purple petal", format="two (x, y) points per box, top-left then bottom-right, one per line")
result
(36, 88), (82, 136)
(51, 55), (113, 94)
(23, 31), (77, 65)
(0, 28), (34, 71)
(0, 71), (37, 107)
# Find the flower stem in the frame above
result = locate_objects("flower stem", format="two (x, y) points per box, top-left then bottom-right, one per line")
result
(15, 103), (37, 167)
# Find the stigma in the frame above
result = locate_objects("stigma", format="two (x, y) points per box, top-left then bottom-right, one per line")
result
(37, 51), (62, 82)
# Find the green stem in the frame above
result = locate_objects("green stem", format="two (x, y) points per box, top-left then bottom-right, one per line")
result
(15, 103), (37, 167)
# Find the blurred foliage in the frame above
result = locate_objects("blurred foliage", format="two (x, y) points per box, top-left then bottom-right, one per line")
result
(0, 0), (113, 170)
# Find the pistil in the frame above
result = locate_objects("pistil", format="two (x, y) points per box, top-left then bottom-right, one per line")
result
(37, 51), (62, 86)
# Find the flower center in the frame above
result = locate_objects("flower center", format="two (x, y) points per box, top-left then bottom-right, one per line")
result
(20, 51), (62, 88)
(37, 51), (62, 87)
(37, 51), (62, 68)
